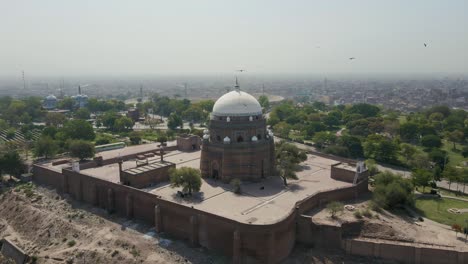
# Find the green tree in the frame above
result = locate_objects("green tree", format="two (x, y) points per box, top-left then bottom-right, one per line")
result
(75, 108), (91, 120)
(62, 119), (95, 140)
(338, 135), (363, 158)
(407, 152), (431, 170)
(420, 134), (442, 149)
(45, 112), (66, 127)
(129, 131), (142, 145)
(399, 122), (419, 142)
(363, 134), (398, 164)
(0, 150), (24, 179)
(58, 97), (75, 111)
(412, 169), (432, 192)
(169, 167), (202, 195)
(275, 141), (307, 185)
(399, 143), (417, 163)
(372, 171), (414, 209)
(258, 95), (270, 109)
(345, 103), (380, 118)
(69, 140), (95, 161)
(0, 119), (8, 130)
(442, 166), (461, 190)
(114, 116), (134, 132)
(34, 136), (59, 159)
(99, 111), (120, 130)
(445, 130), (464, 150)
(312, 131), (337, 149)
(167, 113), (183, 130)
(182, 105), (205, 122)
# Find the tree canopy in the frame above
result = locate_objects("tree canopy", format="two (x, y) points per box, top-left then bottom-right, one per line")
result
(169, 167), (202, 195)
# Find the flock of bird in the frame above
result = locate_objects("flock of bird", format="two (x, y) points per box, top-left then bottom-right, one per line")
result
(348, 43), (428, 61)
(235, 43), (430, 73)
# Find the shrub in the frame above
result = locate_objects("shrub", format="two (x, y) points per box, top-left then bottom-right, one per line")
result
(369, 201), (382, 212)
(354, 210), (363, 219)
(67, 240), (76, 247)
(362, 208), (372, 218)
(129, 132), (142, 145)
(230, 179), (241, 194)
(326, 201), (344, 218)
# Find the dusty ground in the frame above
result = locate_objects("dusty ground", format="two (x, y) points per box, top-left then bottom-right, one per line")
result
(0, 183), (228, 264)
(0, 182), (385, 264)
(310, 196), (468, 250)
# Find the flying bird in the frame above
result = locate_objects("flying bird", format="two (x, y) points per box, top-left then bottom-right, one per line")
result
(237, 69), (245, 72)
(349, 57), (356, 60)
(424, 43), (428, 47)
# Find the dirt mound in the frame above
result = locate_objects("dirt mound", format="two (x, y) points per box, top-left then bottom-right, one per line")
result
(359, 222), (414, 242)
(0, 184), (227, 264)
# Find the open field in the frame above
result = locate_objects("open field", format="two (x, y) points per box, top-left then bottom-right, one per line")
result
(415, 197), (468, 227)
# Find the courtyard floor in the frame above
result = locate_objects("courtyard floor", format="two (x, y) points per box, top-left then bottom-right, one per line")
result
(78, 149), (352, 225)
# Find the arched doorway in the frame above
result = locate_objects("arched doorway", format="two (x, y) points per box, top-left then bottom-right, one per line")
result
(211, 161), (220, 180)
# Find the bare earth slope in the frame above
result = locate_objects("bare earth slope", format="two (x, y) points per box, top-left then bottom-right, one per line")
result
(0, 184), (227, 264)
(1, 184), (386, 264)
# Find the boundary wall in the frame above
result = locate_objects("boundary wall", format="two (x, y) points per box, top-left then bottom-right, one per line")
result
(32, 162), (368, 263)
(342, 238), (467, 264)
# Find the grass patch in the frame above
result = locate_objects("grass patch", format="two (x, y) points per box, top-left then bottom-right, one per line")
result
(67, 240), (76, 247)
(415, 197), (468, 226)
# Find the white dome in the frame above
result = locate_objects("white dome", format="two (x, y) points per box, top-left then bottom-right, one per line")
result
(46, 94), (57, 100)
(212, 90), (262, 117)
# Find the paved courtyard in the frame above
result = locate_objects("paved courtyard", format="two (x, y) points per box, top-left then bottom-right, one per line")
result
(71, 147), (353, 225)
(143, 151), (351, 224)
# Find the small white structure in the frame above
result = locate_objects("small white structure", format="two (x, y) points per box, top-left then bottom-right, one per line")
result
(223, 136), (231, 144)
(43, 94), (57, 110)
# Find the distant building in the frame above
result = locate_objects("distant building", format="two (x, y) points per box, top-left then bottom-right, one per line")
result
(72, 86), (88, 108)
(126, 108), (140, 122)
(43, 94), (57, 110)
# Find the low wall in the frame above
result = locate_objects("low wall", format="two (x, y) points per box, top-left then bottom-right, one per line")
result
(342, 238), (467, 264)
(101, 146), (178, 166)
(1, 238), (29, 264)
(33, 163), (369, 263)
(121, 162), (175, 188)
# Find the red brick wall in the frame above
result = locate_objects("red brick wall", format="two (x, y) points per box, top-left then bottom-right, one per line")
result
(342, 239), (468, 264)
(34, 164), (369, 263)
(121, 163), (175, 188)
(32, 165), (65, 192)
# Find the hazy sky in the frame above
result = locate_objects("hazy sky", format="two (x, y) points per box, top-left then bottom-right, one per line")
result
(1, 0), (467, 77)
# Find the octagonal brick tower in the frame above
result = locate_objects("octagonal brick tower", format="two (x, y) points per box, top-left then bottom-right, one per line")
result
(200, 79), (275, 182)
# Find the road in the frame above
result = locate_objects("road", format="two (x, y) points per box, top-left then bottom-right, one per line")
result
(437, 179), (468, 194)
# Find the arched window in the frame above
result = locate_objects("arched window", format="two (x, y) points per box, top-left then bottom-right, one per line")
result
(237, 136), (244, 142)
(216, 135), (221, 142)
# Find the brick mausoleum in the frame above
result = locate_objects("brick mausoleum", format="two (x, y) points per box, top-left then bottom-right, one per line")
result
(200, 80), (275, 181)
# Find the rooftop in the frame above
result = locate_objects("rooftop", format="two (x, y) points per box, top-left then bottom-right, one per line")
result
(79, 148), (351, 224)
